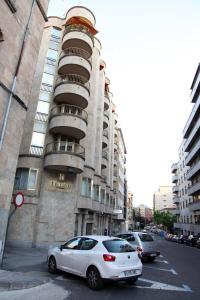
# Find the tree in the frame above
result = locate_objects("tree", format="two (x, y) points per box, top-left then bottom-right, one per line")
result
(153, 211), (176, 232)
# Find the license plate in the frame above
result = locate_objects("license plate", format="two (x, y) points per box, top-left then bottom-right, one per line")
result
(124, 270), (136, 276)
(150, 253), (156, 257)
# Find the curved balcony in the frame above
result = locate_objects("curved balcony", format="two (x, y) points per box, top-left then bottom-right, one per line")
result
(49, 105), (87, 140)
(103, 113), (109, 129)
(185, 138), (200, 166)
(62, 25), (93, 57)
(58, 48), (91, 81)
(114, 143), (118, 153)
(66, 6), (96, 27)
(172, 174), (178, 183)
(104, 92), (110, 110)
(101, 151), (108, 169)
(102, 130), (108, 148)
(44, 142), (85, 173)
(54, 74), (90, 109)
(172, 185), (179, 193)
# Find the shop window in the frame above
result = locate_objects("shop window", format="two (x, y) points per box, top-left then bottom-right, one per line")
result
(81, 178), (92, 198)
(14, 168), (38, 190)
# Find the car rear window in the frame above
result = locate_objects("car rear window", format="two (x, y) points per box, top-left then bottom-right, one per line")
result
(103, 239), (135, 253)
(138, 234), (154, 242)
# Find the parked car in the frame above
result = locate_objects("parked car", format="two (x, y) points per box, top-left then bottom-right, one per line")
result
(115, 232), (160, 262)
(47, 235), (142, 290)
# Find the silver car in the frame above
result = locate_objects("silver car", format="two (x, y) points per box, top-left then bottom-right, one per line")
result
(116, 232), (160, 262)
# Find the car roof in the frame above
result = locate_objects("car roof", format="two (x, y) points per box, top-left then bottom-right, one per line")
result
(76, 235), (120, 242)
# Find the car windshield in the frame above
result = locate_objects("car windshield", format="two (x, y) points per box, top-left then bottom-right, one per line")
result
(103, 239), (135, 253)
(138, 234), (154, 242)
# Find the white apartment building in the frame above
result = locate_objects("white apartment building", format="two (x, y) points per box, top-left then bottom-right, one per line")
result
(171, 142), (193, 235)
(6, 6), (127, 247)
(153, 186), (174, 212)
(172, 63), (200, 236)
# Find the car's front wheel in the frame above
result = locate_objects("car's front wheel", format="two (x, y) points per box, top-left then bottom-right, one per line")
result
(87, 266), (104, 290)
(48, 256), (58, 274)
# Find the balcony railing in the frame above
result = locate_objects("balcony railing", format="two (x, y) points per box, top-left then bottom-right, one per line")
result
(45, 142), (85, 158)
(30, 145), (43, 156)
(50, 104), (88, 122)
(63, 24), (94, 40)
(55, 74), (90, 91)
(59, 47), (91, 62)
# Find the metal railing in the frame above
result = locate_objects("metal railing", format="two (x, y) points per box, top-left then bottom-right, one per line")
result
(60, 47), (91, 62)
(35, 112), (48, 122)
(63, 24), (94, 41)
(55, 74), (90, 91)
(45, 142), (85, 158)
(50, 104), (88, 122)
(30, 145), (43, 156)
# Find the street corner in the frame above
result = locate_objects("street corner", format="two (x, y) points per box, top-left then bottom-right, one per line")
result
(0, 269), (51, 291)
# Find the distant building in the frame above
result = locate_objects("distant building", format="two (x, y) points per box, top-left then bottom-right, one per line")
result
(126, 191), (134, 230)
(133, 204), (153, 227)
(153, 186), (174, 212)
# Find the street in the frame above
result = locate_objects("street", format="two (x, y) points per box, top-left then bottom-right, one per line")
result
(0, 235), (200, 300)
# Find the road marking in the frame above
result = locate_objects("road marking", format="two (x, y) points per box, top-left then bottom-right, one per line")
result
(155, 259), (168, 264)
(135, 278), (192, 292)
(144, 266), (178, 275)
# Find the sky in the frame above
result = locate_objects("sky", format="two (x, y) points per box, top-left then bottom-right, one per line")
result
(48, 0), (200, 208)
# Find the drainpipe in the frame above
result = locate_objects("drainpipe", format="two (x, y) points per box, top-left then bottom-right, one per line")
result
(0, 0), (36, 150)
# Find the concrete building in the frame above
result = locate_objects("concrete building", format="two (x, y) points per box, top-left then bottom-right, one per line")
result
(171, 142), (194, 235)
(153, 186), (174, 212)
(126, 191), (134, 230)
(6, 6), (128, 248)
(172, 63), (200, 236)
(0, 0), (49, 264)
(133, 204), (153, 228)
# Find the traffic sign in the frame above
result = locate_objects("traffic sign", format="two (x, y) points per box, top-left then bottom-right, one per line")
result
(13, 192), (24, 208)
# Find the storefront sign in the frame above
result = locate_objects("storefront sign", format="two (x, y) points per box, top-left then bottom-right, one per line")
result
(48, 180), (73, 192)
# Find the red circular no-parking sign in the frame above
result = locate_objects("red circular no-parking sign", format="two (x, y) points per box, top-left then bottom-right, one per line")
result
(13, 192), (24, 208)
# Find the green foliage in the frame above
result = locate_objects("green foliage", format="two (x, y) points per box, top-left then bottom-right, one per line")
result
(153, 211), (176, 231)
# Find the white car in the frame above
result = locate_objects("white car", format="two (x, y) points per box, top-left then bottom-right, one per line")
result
(47, 235), (143, 290)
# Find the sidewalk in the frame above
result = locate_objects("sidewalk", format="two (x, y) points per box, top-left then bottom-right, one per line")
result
(0, 246), (53, 291)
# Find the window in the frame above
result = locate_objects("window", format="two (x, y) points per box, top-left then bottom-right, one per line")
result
(47, 49), (58, 60)
(79, 238), (98, 250)
(100, 189), (106, 204)
(31, 132), (45, 147)
(37, 101), (50, 114)
(51, 27), (62, 38)
(93, 184), (100, 201)
(44, 60), (57, 75)
(63, 237), (82, 250)
(34, 119), (47, 133)
(39, 90), (52, 102)
(14, 168), (38, 190)
(81, 178), (92, 198)
(103, 239), (135, 253)
(106, 193), (110, 206)
(138, 234), (154, 242)
(42, 73), (54, 86)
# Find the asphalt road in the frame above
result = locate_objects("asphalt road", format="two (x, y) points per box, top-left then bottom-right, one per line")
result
(1, 235), (200, 300)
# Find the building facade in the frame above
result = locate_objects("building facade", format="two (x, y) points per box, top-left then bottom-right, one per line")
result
(6, 6), (128, 248)
(0, 0), (49, 264)
(171, 142), (194, 235)
(153, 186), (174, 212)
(126, 191), (134, 230)
(172, 64), (200, 236)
